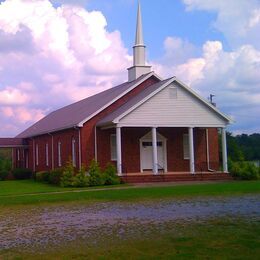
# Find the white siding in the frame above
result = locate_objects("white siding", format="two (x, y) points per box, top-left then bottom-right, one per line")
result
(119, 83), (227, 127)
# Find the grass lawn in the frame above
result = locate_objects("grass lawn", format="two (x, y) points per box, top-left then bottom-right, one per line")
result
(0, 179), (259, 207)
(1, 217), (259, 259)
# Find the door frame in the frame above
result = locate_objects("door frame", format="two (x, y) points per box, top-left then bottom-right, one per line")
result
(139, 131), (167, 173)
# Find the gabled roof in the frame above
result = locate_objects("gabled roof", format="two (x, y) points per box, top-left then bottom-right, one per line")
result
(16, 72), (160, 138)
(97, 77), (232, 126)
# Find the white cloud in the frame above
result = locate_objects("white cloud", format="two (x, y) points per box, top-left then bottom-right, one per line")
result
(182, 0), (260, 49)
(0, 0), (131, 137)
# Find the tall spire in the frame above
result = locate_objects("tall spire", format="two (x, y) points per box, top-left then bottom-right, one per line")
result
(135, 2), (144, 46)
(128, 1), (151, 81)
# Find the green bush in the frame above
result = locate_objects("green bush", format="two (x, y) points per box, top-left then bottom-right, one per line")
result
(72, 165), (89, 187)
(35, 171), (49, 182)
(103, 163), (120, 185)
(49, 168), (63, 185)
(0, 170), (9, 181)
(229, 160), (260, 180)
(0, 158), (12, 172)
(60, 160), (74, 187)
(88, 160), (104, 186)
(13, 168), (32, 180)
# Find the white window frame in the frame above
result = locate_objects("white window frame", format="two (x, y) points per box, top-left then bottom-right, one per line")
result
(36, 144), (39, 166)
(183, 134), (190, 160)
(110, 134), (117, 161)
(72, 138), (76, 167)
(45, 143), (49, 166)
(58, 141), (62, 167)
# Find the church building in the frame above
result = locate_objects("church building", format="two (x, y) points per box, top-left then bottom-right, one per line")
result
(0, 3), (232, 182)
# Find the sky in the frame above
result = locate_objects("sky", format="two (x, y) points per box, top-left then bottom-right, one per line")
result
(0, 0), (259, 137)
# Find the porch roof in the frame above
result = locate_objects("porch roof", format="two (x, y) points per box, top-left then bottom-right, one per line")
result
(0, 138), (27, 148)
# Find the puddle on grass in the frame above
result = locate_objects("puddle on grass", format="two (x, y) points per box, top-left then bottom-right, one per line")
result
(0, 195), (259, 251)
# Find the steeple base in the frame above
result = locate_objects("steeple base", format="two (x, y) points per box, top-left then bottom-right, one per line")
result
(128, 65), (151, 81)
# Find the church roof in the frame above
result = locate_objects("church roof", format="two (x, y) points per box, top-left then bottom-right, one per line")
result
(16, 72), (158, 138)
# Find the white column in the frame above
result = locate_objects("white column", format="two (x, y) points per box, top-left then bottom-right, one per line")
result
(116, 126), (122, 176)
(222, 127), (228, 173)
(152, 127), (158, 174)
(189, 127), (195, 174)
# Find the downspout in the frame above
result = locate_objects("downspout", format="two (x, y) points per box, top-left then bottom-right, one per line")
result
(206, 128), (216, 172)
(48, 133), (54, 170)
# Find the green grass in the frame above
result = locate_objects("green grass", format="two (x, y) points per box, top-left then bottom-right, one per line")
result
(1, 217), (259, 259)
(0, 179), (259, 207)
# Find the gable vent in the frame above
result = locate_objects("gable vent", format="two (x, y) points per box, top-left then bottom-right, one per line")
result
(169, 87), (177, 99)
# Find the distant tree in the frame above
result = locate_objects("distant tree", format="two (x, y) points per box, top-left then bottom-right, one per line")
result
(226, 132), (244, 161)
(226, 132), (260, 162)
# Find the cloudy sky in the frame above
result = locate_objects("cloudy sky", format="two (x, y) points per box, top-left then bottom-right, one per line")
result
(0, 0), (259, 137)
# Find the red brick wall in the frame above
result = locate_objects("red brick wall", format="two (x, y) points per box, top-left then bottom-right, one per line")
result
(208, 128), (220, 170)
(22, 128), (80, 172)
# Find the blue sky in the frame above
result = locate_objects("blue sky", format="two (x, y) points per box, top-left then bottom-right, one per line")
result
(0, 0), (259, 136)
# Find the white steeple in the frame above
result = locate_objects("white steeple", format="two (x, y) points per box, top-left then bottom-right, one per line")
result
(128, 1), (151, 81)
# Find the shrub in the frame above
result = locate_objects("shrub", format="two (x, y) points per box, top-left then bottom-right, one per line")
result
(72, 165), (89, 187)
(88, 159), (104, 186)
(35, 171), (49, 182)
(12, 168), (32, 180)
(229, 160), (260, 180)
(103, 163), (120, 185)
(60, 160), (74, 187)
(0, 158), (11, 172)
(0, 170), (9, 181)
(49, 168), (63, 185)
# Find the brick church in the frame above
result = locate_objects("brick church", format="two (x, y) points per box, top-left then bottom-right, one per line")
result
(0, 3), (232, 182)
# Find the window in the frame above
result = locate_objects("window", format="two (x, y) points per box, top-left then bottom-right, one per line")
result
(72, 138), (76, 167)
(45, 143), (49, 166)
(183, 134), (189, 159)
(36, 144), (39, 166)
(142, 141), (162, 147)
(17, 149), (20, 161)
(110, 134), (117, 161)
(58, 141), (62, 167)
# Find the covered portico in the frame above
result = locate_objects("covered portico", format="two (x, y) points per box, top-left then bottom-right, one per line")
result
(97, 124), (228, 176)
(96, 77), (231, 176)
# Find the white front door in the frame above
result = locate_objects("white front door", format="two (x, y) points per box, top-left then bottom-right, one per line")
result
(141, 141), (164, 170)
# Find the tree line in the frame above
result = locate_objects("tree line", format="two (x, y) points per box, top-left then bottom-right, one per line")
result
(227, 133), (260, 162)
